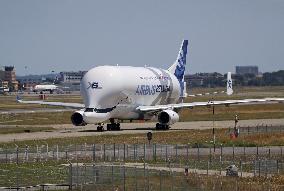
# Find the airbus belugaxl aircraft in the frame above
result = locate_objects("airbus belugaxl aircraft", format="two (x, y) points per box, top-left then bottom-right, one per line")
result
(17, 40), (284, 131)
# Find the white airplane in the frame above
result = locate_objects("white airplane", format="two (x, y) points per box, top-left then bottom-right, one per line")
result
(17, 40), (284, 131)
(0, 86), (9, 92)
(33, 84), (58, 94)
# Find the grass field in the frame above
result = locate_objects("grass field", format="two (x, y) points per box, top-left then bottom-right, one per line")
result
(0, 111), (72, 125)
(1, 128), (284, 148)
(0, 161), (283, 190)
(188, 86), (284, 97)
(0, 94), (82, 110)
(179, 103), (284, 122)
(0, 126), (54, 134)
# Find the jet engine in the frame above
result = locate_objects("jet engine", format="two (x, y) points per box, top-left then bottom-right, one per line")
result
(71, 111), (86, 126)
(158, 110), (179, 125)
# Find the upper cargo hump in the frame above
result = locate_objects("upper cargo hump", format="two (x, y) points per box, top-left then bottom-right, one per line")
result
(168, 40), (188, 97)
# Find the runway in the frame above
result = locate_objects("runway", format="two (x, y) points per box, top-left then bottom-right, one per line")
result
(0, 118), (283, 143)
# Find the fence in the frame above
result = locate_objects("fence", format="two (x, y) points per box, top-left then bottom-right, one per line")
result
(0, 143), (284, 190)
(236, 124), (284, 135)
(0, 144), (283, 165)
(0, 162), (283, 191)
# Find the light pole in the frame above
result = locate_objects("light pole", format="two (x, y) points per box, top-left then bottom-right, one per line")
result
(212, 97), (216, 152)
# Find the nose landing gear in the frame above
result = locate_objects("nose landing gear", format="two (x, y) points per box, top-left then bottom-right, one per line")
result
(97, 123), (104, 131)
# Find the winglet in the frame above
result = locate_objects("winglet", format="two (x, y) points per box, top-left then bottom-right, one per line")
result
(226, 72), (233, 95)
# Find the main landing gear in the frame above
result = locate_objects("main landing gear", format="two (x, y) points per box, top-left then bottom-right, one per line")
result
(97, 123), (104, 132)
(155, 123), (170, 130)
(97, 120), (121, 132)
(106, 119), (121, 131)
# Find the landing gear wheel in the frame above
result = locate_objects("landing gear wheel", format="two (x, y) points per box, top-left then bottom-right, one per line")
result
(156, 123), (160, 130)
(156, 123), (169, 130)
(106, 122), (121, 131)
(116, 123), (120, 131)
(107, 124), (111, 131)
(97, 126), (104, 132)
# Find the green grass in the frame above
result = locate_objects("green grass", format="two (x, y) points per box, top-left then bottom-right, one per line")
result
(179, 103), (284, 122)
(0, 102), (63, 110)
(0, 126), (55, 134)
(1, 128), (284, 148)
(0, 94), (81, 110)
(0, 111), (72, 125)
(0, 162), (68, 187)
(189, 86), (284, 96)
(0, 161), (283, 190)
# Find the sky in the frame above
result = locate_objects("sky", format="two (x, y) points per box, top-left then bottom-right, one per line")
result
(0, 0), (284, 75)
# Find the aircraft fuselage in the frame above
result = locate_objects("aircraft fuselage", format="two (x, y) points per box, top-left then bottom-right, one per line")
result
(80, 65), (181, 123)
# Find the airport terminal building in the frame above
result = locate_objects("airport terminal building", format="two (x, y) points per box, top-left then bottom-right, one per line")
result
(59, 71), (87, 91)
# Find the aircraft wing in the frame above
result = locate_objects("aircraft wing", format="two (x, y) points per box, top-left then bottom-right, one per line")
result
(136, 98), (284, 112)
(17, 97), (84, 109)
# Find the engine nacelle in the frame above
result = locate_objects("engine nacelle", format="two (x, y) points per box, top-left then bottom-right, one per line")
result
(158, 110), (179, 125)
(83, 111), (111, 124)
(71, 110), (87, 126)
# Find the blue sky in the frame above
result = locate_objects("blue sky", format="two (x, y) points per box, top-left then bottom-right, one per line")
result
(0, 0), (284, 75)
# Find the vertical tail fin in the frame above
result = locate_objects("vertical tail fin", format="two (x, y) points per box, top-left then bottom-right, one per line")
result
(168, 40), (188, 97)
(226, 72), (233, 95)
